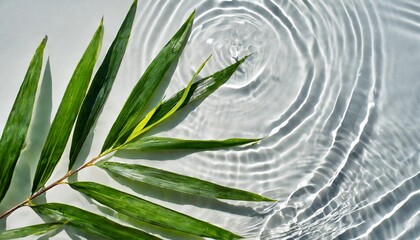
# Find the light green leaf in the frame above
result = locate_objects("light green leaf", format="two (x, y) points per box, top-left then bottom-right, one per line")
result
(124, 55), (211, 144)
(69, 0), (137, 169)
(97, 161), (273, 202)
(0, 37), (47, 202)
(70, 182), (241, 240)
(121, 136), (261, 152)
(0, 222), (62, 239)
(146, 55), (249, 128)
(125, 100), (162, 144)
(101, 10), (195, 152)
(32, 21), (104, 193)
(31, 203), (159, 240)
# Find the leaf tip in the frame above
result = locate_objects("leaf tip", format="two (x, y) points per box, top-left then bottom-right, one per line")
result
(205, 54), (212, 63)
(188, 9), (196, 21)
(242, 52), (253, 62)
(262, 196), (277, 202)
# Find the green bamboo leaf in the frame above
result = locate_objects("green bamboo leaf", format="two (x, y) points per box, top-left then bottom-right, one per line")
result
(0, 222), (62, 239)
(101, 10), (195, 152)
(32, 21), (104, 193)
(97, 161), (274, 202)
(121, 136), (261, 152)
(31, 203), (159, 240)
(146, 55), (249, 128)
(70, 182), (241, 240)
(124, 56), (211, 144)
(125, 100), (162, 144)
(69, 0), (137, 169)
(0, 37), (47, 202)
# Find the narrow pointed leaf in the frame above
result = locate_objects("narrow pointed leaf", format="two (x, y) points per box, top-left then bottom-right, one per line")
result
(121, 136), (261, 152)
(70, 182), (241, 240)
(31, 203), (159, 240)
(102, 11), (195, 152)
(125, 100), (162, 144)
(32, 22), (104, 193)
(124, 56), (211, 144)
(0, 37), (47, 202)
(0, 222), (62, 239)
(146, 55), (249, 128)
(97, 161), (273, 201)
(69, 0), (137, 169)
(140, 56), (211, 135)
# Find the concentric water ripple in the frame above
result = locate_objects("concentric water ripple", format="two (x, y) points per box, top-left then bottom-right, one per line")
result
(120, 0), (420, 238)
(1, 0), (419, 239)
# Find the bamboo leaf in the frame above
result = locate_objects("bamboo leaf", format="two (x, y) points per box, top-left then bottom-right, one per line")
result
(70, 182), (241, 240)
(125, 100), (162, 144)
(0, 222), (62, 239)
(146, 55), (249, 128)
(121, 136), (261, 152)
(101, 11), (195, 152)
(0, 37), (47, 202)
(69, 0), (137, 169)
(124, 55), (211, 144)
(97, 161), (274, 202)
(32, 21), (104, 193)
(31, 203), (159, 240)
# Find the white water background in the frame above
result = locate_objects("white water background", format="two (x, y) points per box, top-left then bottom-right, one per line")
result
(0, 0), (419, 239)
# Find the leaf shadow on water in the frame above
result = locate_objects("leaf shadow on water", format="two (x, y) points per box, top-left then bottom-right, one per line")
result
(35, 225), (63, 240)
(63, 227), (99, 240)
(0, 59), (53, 227)
(71, 130), (95, 170)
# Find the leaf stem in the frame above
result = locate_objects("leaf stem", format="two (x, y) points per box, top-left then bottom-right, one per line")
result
(0, 152), (111, 219)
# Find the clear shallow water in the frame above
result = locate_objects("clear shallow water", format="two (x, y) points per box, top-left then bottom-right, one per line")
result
(0, 0), (419, 239)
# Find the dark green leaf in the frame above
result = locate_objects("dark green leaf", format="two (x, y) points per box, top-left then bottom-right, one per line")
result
(69, 0), (137, 169)
(0, 222), (62, 239)
(32, 21), (104, 193)
(101, 11), (195, 152)
(31, 203), (159, 240)
(121, 136), (261, 151)
(0, 37), (47, 202)
(70, 182), (241, 240)
(146, 55), (249, 128)
(97, 161), (273, 202)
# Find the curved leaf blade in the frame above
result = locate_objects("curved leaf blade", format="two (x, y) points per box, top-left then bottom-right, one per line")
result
(70, 182), (241, 240)
(31, 203), (159, 240)
(0, 222), (62, 239)
(125, 100), (162, 144)
(32, 21), (104, 193)
(121, 136), (261, 151)
(97, 161), (273, 202)
(69, 0), (137, 169)
(146, 55), (249, 128)
(0, 37), (47, 202)
(102, 10), (195, 152)
(139, 56), (211, 135)
(124, 56), (211, 144)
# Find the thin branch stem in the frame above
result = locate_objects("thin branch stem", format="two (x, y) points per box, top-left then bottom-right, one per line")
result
(0, 152), (111, 219)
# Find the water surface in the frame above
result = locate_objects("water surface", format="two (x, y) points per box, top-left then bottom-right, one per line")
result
(0, 0), (419, 239)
